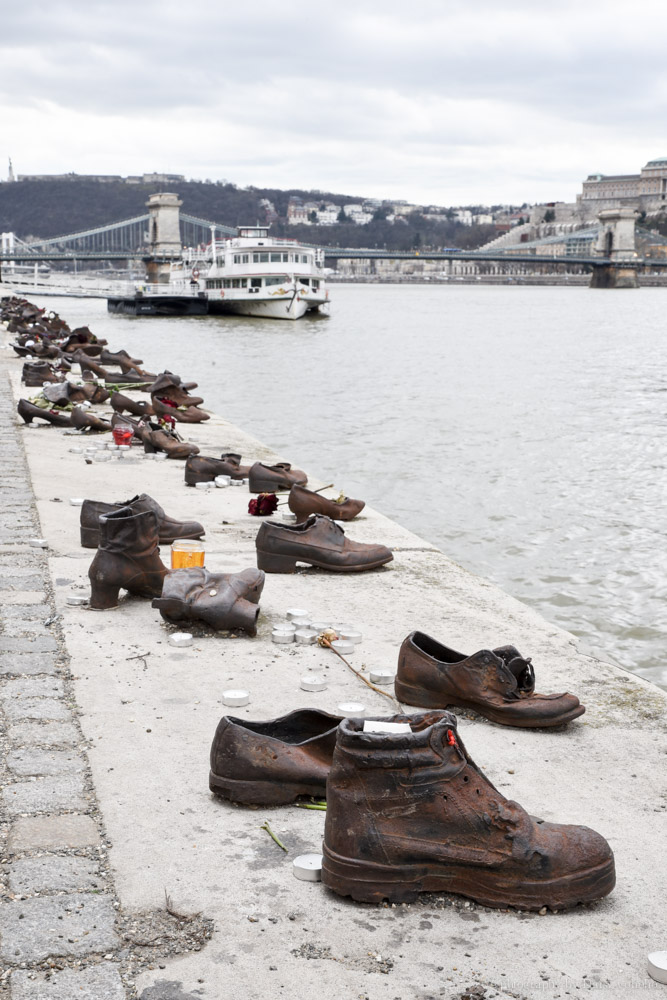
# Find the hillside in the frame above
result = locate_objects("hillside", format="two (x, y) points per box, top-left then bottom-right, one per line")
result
(0, 178), (495, 251)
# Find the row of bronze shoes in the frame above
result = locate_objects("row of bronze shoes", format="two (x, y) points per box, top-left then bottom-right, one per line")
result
(6, 296), (613, 911)
(5, 297), (207, 458)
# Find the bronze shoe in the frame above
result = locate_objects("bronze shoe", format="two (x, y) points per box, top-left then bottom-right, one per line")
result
(288, 484), (365, 522)
(395, 631), (584, 728)
(80, 494), (205, 548)
(70, 406), (112, 433)
(110, 392), (155, 418)
(152, 395), (210, 423)
(16, 398), (72, 427)
(88, 507), (169, 610)
(255, 514), (393, 573)
(248, 461), (308, 493)
(152, 566), (265, 635)
(141, 426), (199, 460)
(322, 712), (615, 910)
(184, 455), (246, 485)
(209, 709), (342, 805)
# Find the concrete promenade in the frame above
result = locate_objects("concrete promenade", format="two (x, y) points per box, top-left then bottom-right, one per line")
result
(0, 325), (666, 1000)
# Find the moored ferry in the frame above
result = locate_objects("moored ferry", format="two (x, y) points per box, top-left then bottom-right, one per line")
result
(203, 226), (329, 320)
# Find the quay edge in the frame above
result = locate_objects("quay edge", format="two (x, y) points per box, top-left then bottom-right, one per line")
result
(2, 329), (666, 1000)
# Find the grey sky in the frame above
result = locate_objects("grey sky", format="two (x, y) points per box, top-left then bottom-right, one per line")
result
(1, 0), (665, 205)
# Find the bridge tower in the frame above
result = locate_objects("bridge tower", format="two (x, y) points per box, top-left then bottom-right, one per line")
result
(145, 192), (183, 283)
(589, 207), (639, 288)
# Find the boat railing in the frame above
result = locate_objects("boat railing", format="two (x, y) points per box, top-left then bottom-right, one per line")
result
(129, 282), (206, 298)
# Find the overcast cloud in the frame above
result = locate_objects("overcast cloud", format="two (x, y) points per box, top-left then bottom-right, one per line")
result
(1, 0), (666, 205)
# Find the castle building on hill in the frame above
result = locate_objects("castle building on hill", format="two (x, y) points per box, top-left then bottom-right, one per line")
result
(578, 158), (667, 213)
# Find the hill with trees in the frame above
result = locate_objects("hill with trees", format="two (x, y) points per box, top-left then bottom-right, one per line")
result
(0, 177), (496, 251)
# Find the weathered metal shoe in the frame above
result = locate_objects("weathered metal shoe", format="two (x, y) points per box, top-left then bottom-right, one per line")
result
(255, 514), (393, 573)
(322, 712), (615, 910)
(152, 566), (265, 635)
(148, 373), (203, 406)
(209, 709), (342, 805)
(395, 632), (584, 728)
(141, 426), (200, 460)
(69, 406), (112, 433)
(109, 392), (155, 418)
(16, 398), (72, 427)
(248, 461), (308, 493)
(80, 494), (205, 548)
(88, 507), (169, 610)
(184, 455), (246, 485)
(288, 484), (365, 522)
(151, 395), (210, 423)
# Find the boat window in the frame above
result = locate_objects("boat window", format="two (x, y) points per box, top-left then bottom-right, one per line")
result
(250, 277), (262, 288)
(239, 278), (247, 287)
(299, 277), (310, 286)
(223, 279), (232, 288)
(253, 253), (270, 263)
(206, 280), (213, 289)
(242, 254), (249, 263)
(312, 280), (319, 290)
(216, 257), (224, 267)
(233, 255), (240, 264)
(265, 275), (288, 286)
(270, 253), (282, 262)
(232, 279), (240, 288)
(282, 253), (289, 262)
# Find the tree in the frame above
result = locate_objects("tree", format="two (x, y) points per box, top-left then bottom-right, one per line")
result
(308, 210), (318, 223)
(543, 209), (556, 223)
(337, 207), (348, 223)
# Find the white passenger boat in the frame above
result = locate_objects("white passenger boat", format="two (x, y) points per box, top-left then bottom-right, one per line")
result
(203, 226), (329, 320)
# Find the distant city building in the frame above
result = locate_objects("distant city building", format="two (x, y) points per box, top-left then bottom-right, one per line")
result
(14, 171), (185, 185)
(578, 158), (667, 214)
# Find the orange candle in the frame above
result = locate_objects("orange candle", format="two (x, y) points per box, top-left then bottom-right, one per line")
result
(171, 539), (205, 569)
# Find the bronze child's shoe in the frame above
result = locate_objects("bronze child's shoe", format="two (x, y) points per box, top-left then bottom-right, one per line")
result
(88, 507), (169, 610)
(110, 392), (155, 418)
(288, 484), (365, 522)
(69, 406), (112, 433)
(255, 514), (393, 573)
(322, 712), (615, 910)
(152, 566), (265, 635)
(80, 494), (205, 548)
(248, 461), (308, 493)
(395, 631), (584, 728)
(209, 709), (342, 805)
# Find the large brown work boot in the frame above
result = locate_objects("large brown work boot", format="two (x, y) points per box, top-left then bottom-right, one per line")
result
(255, 514), (393, 573)
(88, 507), (169, 610)
(80, 494), (205, 549)
(152, 566), (264, 635)
(209, 709), (342, 805)
(288, 484), (365, 522)
(395, 631), (584, 728)
(322, 712), (615, 910)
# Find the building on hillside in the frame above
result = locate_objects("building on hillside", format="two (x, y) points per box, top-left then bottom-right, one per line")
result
(578, 158), (667, 215)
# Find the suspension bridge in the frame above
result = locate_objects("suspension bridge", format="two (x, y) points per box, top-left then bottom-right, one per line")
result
(0, 196), (661, 288)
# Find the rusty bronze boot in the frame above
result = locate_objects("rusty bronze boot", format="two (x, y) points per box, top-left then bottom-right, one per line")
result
(80, 494), (204, 548)
(184, 455), (247, 485)
(152, 566), (264, 634)
(322, 712), (615, 910)
(88, 507), (169, 610)
(395, 632), (584, 728)
(209, 709), (342, 805)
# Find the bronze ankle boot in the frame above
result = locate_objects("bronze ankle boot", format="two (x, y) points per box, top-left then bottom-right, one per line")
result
(322, 712), (615, 910)
(80, 494), (204, 548)
(88, 507), (169, 610)
(152, 566), (264, 634)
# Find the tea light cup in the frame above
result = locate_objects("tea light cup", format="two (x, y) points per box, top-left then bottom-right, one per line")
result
(169, 632), (193, 647)
(331, 639), (354, 655)
(272, 629), (294, 644)
(292, 854), (323, 882)
(300, 673), (327, 692)
(286, 608), (309, 621)
(369, 669), (394, 685)
(337, 702), (366, 716)
(222, 689), (250, 707)
(294, 629), (318, 645)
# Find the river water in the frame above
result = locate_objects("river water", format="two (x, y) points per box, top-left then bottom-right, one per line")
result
(31, 285), (667, 689)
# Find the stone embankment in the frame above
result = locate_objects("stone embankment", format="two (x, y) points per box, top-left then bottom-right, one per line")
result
(1, 317), (666, 1000)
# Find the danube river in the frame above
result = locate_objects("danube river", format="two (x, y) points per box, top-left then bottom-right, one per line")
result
(35, 284), (667, 688)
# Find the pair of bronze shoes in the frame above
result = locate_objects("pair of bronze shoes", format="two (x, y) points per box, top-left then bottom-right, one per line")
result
(184, 454), (307, 489)
(209, 709), (615, 911)
(86, 502), (262, 632)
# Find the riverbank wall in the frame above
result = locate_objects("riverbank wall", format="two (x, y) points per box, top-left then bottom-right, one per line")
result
(0, 318), (665, 1000)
